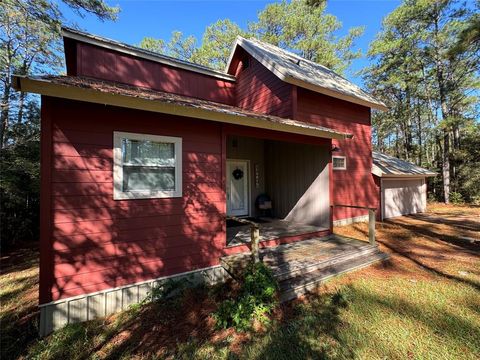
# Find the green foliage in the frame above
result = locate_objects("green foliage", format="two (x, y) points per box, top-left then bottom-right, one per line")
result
(454, 121), (480, 203)
(137, 0), (362, 73)
(250, 0), (364, 74)
(0, 103), (40, 248)
(214, 262), (278, 331)
(1, 0), (119, 248)
(139, 31), (197, 62)
(138, 36), (165, 54)
(365, 0), (479, 203)
(193, 19), (245, 70)
(148, 276), (194, 303)
(449, 191), (464, 204)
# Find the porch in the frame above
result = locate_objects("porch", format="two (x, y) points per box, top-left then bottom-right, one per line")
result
(221, 234), (389, 302)
(226, 217), (329, 247)
(225, 134), (331, 248)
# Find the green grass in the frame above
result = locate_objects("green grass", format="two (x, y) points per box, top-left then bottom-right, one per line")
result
(3, 204), (480, 359)
(24, 274), (480, 360)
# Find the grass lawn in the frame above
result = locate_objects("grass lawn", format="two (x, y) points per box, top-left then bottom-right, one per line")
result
(1, 203), (479, 359)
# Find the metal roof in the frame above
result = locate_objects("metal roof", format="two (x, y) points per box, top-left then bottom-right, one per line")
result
(13, 75), (353, 140)
(226, 37), (387, 111)
(372, 151), (436, 178)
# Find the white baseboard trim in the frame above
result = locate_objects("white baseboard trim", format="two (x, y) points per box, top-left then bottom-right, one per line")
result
(333, 215), (369, 227)
(39, 265), (229, 337)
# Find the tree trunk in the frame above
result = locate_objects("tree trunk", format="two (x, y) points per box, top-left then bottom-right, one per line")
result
(432, 3), (451, 203)
(17, 91), (26, 124)
(0, 84), (11, 149)
(442, 131), (450, 203)
(416, 103), (422, 166)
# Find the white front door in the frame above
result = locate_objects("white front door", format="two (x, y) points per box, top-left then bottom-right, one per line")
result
(226, 160), (249, 217)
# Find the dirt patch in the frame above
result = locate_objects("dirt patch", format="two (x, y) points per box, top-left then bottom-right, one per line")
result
(333, 203), (480, 289)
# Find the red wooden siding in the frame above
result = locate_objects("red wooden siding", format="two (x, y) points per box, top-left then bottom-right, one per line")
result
(41, 97), (226, 303)
(230, 48), (293, 118)
(68, 42), (235, 105)
(296, 87), (378, 221)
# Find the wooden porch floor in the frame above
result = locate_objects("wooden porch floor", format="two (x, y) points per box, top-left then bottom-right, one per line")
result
(221, 234), (389, 301)
(226, 218), (328, 247)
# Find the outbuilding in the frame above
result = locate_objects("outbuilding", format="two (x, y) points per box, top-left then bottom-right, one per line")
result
(372, 152), (436, 220)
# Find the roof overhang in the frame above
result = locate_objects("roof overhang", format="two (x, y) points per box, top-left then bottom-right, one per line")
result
(13, 75), (353, 140)
(226, 37), (388, 112)
(372, 165), (436, 178)
(62, 27), (236, 82)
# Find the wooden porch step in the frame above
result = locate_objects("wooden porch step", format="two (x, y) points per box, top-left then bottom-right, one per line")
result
(279, 250), (389, 302)
(273, 244), (379, 282)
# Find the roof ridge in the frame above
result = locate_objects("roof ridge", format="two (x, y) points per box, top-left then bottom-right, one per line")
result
(243, 37), (340, 73)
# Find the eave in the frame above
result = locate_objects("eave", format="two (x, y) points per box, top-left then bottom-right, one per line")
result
(226, 37), (388, 112)
(13, 75), (353, 141)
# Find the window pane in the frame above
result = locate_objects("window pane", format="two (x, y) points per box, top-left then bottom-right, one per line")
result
(122, 139), (174, 166)
(123, 166), (175, 191)
(333, 157), (345, 169)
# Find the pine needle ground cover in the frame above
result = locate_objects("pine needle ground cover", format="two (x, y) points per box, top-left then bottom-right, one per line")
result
(1, 204), (479, 359)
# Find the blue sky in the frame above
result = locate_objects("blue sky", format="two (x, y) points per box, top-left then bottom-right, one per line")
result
(60, 0), (402, 86)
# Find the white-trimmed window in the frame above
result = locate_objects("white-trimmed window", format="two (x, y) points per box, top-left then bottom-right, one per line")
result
(113, 131), (182, 200)
(332, 156), (346, 170)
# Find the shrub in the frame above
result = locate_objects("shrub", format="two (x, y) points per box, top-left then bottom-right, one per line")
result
(471, 195), (480, 206)
(214, 262), (278, 331)
(148, 277), (194, 303)
(449, 191), (464, 204)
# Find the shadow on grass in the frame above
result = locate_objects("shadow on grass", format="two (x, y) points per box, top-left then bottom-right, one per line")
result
(347, 285), (480, 355)
(0, 244), (40, 360)
(0, 243), (39, 276)
(350, 221), (480, 291)
(391, 217), (479, 253)
(245, 291), (355, 360)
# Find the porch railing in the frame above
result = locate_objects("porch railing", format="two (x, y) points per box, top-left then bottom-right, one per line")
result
(227, 216), (260, 263)
(330, 204), (377, 246)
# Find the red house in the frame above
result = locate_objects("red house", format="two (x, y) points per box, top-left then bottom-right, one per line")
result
(13, 28), (390, 335)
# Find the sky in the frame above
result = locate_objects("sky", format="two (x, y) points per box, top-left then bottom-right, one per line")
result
(59, 0), (402, 86)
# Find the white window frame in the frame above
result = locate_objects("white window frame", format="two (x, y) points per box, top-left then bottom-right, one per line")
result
(332, 155), (347, 170)
(113, 131), (182, 200)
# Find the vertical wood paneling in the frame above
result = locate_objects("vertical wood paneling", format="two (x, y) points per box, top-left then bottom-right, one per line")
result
(265, 141), (330, 227)
(296, 87), (377, 222)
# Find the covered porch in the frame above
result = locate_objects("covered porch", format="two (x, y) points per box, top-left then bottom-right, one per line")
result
(224, 132), (332, 249)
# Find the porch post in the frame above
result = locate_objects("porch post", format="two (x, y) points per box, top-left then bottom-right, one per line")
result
(251, 225), (260, 263)
(368, 209), (376, 246)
